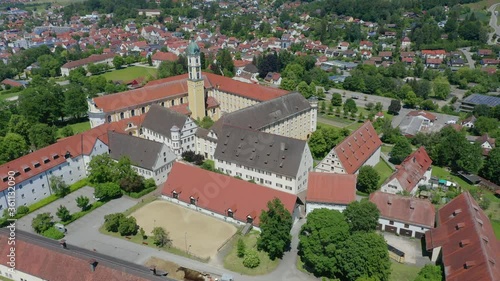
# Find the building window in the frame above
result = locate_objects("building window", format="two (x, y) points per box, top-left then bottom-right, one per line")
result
(142, 107), (145, 113)
(171, 100), (174, 106)
(32, 189), (35, 194)
(21, 194), (25, 199)
(404, 224), (409, 228)
(120, 112), (124, 119)
(180, 98), (184, 103)
(389, 221), (394, 225)
(107, 115), (111, 123)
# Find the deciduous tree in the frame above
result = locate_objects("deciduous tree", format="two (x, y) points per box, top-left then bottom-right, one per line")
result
(32, 213), (54, 234)
(357, 166), (380, 193)
(28, 123), (57, 149)
(0, 133), (29, 164)
(390, 137), (412, 164)
(344, 200), (380, 233)
(331, 93), (342, 106)
(88, 154), (116, 184)
(414, 264), (443, 281)
(481, 147), (500, 185)
(257, 198), (292, 260)
(343, 98), (357, 113)
(75, 195), (90, 211)
(94, 182), (122, 200)
(49, 176), (70, 197)
(152, 226), (171, 247)
(388, 100), (401, 115)
(56, 205), (71, 222)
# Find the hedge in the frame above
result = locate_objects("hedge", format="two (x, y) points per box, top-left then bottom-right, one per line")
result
(28, 178), (91, 213)
(61, 201), (105, 226)
(42, 226), (65, 240)
(125, 186), (156, 199)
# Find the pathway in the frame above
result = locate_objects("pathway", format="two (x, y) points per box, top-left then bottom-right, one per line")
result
(488, 3), (500, 45)
(460, 47), (476, 69)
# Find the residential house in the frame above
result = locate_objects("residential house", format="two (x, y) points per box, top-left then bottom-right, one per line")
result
(141, 105), (197, 157)
(214, 125), (314, 195)
(264, 72), (282, 85)
(476, 134), (496, 156)
(379, 51), (393, 61)
(161, 162), (300, 229)
(421, 50), (446, 59)
(401, 37), (411, 49)
(461, 115), (477, 128)
(315, 121), (382, 174)
(477, 49), (493, 57)
(151, 51), (178, 67)
(370, 191), (435, 238)
(137, 9), (161, 17)
(426, 58), (443, 68)
(399, 111), (437, 137)
(381, 147), (432, 195)
(425, 192), (500, 281)
(480, 58), (500, 66)
(60, 53), (115, 76)
(305, 172), (356, 214)
(359, 41), (373, 50)
(337, 41), (349, 51)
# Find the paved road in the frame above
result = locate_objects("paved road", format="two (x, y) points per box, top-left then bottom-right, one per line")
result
(488, 3), (500, 45)
(460, 47), (475, 69)
(17, 186), (96, 233)
(63, 197), (319, 281)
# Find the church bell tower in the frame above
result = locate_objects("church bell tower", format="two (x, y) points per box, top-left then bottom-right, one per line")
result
(186, 39), (206, 120)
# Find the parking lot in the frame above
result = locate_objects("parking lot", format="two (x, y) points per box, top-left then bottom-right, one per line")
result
(381, 232), (432, 266)
(17, 186), (96, 233)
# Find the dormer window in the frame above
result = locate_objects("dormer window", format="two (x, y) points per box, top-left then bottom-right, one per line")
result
(2, 177), (7, 182)
(43, 157), (50, 164)
(246, 216), (253, 224)
(464, 261), (476, 269)
(227, 209), (234, 218)
(64, 151), (71, 159)
(52, 153), (59, 160)
(190, 196), (196, 205)
(459, 239), (470, 247)
(456, 222), (465, 230)
(22, 165), (30, 173)
(172, 190), (178, 199)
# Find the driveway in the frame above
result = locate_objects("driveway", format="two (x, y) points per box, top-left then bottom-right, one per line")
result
(17, 186), (96, 233)
(381, 232), (432, 267)
(460, 47), (476, 69)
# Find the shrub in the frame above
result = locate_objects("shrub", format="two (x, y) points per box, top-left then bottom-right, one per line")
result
(16, 206), (29, 216)
(479, 198), (491, 210)
(56, 205), (72, 222)
(118, 216), (138, 236)
(243, 250), (260, 268)
(42, 226), (65, 240)
(237, 238), (246, 258)
(104, 213), (125, 232)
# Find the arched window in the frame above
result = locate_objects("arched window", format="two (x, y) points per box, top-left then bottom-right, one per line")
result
(180, 97), (184, 104)
(107, 115), (111, 123)
(171, 100), (175, 106)
(120, 112), (124, 119)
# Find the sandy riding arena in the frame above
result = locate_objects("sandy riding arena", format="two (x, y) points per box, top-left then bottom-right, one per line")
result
(130, 200), (237, 259)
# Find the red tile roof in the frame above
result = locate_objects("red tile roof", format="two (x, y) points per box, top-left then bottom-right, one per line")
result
(147, 72), (289, 101)
(306, 172), (356, 205)
(161, 162), (297, 226)
(422, 49), (446, 55)
(383, 147), (432, 193)
(369, 191), (435, 228)
(61, 53), (115, 69)
(334, 121), (382, 174)
(407, 110), (437, 121)
(151, 51), (178, 62)
(425, 192), (500, 281)
(1, 78), (23, 87)
(0, 233), (154, 281)
(0, 116), (144, 192)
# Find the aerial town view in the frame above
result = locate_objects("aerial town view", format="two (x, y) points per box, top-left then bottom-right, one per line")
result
(0, 0), (499, 280)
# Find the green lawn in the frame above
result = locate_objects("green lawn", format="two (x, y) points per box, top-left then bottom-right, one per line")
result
(381, 145), (393, 155)
(345, 121), (364, 132)
(0, 89), (24, 101)
(465, 0), (498, 10)
(319, 113), (353, 125)
(389, 261), (421, 281)
(0, 276), (13, 281)
(223, 230), (280, 275)
(99, 66), (157, 82)
(492, 220), (500, 239)
(374, 158), (394, 185)
(57, 121), (91, 138)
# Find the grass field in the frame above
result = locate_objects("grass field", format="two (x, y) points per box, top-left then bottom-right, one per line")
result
(0, 89), (24, 101)
(465, 0), (498, 10)
(374, 158), (394, 186)
(381, 144), (393, 155)
(389, 261), (421, 281)
(57, 121), (91, 137)
(99, 66), (157, 82)
(130, 200), (237, 260)
(224, 230), (280, 275)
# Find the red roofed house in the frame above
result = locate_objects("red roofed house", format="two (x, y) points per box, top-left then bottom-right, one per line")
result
(476, 134), (496, 156)
(381, 147), (432, 195)
(305, 172), (356, 214)
(60, 53), (115, 76)
(425, 192), (500, 281)
(151, 51), (178, 67)
(0, 231), (164, 281)
(0, 116), (144, 210)
(370, 191), (435, 238)
(315, 121), (382, 174)
(161, 162), (299, 229)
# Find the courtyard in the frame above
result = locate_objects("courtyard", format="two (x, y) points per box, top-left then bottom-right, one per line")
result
(130, 200), (238, 260)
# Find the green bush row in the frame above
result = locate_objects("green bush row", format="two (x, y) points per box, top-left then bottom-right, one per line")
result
(125, 186), (156, 199)
(61, 201), (105, 226)
(42, 226), (65, 240)
(28, 178), (90, 213)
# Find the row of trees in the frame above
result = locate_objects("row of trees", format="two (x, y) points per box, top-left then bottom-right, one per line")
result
(299, 201), (390, 281)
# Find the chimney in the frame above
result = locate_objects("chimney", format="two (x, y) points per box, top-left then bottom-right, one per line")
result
(88, 259), (97, 272)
